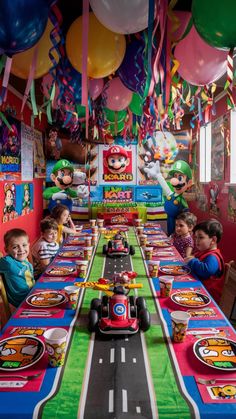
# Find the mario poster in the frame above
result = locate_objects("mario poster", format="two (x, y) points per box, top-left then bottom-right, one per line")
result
(98, 145), (136, 185)
(0, 116), (21, 180)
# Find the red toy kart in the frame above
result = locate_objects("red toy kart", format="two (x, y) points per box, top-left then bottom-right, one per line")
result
(88, 285), (151, 334)
(103, 233), (135, 257)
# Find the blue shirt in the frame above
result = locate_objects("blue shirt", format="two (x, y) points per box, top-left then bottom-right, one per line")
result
(0, 255), (34, 307)
(187, 254), (221, 279)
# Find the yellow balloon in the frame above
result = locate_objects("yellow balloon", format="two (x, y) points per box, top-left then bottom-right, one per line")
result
(11, 20), (58, 79)
(66, 13), (126, 79)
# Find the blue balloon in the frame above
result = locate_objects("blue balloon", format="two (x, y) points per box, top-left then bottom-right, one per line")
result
(0, 0), (49, 55)
(117, 39), (146, 95)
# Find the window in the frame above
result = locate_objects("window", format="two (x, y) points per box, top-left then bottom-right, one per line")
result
(199, 123), (211, 183)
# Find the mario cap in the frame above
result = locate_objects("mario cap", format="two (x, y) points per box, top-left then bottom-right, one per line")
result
(52, 159), (74, 174)
(169, 160), (192, 180)
(106, 145), (128, 159)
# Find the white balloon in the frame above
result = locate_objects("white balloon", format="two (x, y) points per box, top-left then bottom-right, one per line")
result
(89, 0), (152, 34)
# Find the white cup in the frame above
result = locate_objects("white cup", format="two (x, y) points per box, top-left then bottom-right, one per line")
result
(170, 311), (191, 343)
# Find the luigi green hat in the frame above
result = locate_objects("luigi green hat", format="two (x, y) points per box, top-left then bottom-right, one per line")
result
(52, 159), (74, 174)
(169, 160), (192, 180)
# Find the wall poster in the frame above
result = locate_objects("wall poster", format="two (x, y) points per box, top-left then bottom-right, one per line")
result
(0, 116), (21, 180)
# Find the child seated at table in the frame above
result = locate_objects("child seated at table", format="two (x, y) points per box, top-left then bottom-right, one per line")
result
(171, 212), (197, 258)
(32, 218), (59, 278)
(185, 219), (224, 304)
(0, 228), (34, 308)
(50, 204), (77, 244)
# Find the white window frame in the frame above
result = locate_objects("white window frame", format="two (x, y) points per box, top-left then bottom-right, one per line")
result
(199, 123), (212, 183)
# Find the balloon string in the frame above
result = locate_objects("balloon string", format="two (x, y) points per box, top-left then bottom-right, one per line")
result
(21, 47), (38, 114)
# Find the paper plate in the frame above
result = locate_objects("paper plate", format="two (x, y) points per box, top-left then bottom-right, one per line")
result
(171, 291), (211, 308)
(26, 291), (67, 307)
(58, 250), (84, 258)
(193, 337), (236, 371)
(64, 238), (85, 246)
(159, 265), (190, 275)
(0, 335), (45, 371)
(46, 266), (76, 276)
(145, 229), (162, 235)
(155, 251), (175, 257)
(149, 240), (173, 248)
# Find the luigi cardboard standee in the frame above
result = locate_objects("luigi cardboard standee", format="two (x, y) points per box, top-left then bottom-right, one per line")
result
(153, 159), (193, 236)
(43, 159), (89, 212)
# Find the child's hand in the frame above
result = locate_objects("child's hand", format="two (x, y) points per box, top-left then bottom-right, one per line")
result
(184, 255), (194, 263)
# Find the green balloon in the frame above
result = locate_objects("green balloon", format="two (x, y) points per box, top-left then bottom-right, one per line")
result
(129, 93), (143, 116)
(107, 121), (124, 135)
(192, 0), (236, 49)
(104, 108), (127, 123)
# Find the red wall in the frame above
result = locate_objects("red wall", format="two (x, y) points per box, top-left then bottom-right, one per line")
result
(189, 94), (236, 263)
(0, 86), (46, 254)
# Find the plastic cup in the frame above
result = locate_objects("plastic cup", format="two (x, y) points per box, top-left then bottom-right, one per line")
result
(139, 234), (148, 246)
(76, 260), (88, 278)
(147, 261), (160, 278)
(90, 219), (96, 227)
(136, 225), (144, 235)
(159, 275), (174, 297)
(91, 233), (98, 245)
(97, 218), (104, 228)
(98, 227), (106, 234)
(144, 246), (153, 260)
(135, 218), (142, 227)
(44, 328), (68, 367)
(170, 311), (191, 343)
(85, 236), (92, 246)
(91, 225), (98, 234)
(83, 246), (93, 260)
(64, 285), (80, 310)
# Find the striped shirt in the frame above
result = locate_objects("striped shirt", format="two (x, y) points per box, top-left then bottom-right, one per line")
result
(32, 239), (59, 278)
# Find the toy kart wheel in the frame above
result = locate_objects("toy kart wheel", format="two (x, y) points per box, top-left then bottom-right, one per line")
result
(108, 241), (112, 249)
(90, 298), (101, 316)
(101, 295), (109, 316)
(129, 245), (135, 255)
(129, 296), (136, 317)
(103, 244), (108, 255)
(88, 309), (99, 332)
(124, 241), (128, 248)
(136, 296), (146, 312)
(139, 308), (151, 332)
(102, 295), (108, 305)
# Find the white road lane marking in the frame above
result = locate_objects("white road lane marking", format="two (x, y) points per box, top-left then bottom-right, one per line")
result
(136, 406), (141, 414)
(110, 348), (115, 363)
(121, 347), (126, 363)
(133, 358), (136, 363)
(122, 389), (128, 412)
(108, 389), (114, 413)
(99, 358), (103, 364)
(125, 337), (129, 341)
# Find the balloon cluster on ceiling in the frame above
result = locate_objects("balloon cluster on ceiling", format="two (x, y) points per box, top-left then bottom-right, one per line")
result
(0, 0), (236, 145)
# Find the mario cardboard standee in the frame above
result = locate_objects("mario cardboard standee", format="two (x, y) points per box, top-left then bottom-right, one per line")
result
(43, 159), (89, 212)
(145, 159), (193, 236)
(104, 145), (130, 175)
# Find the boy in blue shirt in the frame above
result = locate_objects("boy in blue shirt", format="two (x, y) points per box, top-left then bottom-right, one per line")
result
(0, 229), (34, 308)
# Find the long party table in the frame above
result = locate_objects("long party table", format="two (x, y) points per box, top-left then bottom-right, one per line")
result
(0, 225), (235, 419)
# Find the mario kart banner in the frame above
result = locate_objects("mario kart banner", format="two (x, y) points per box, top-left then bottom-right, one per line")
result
(0, 116), (21, 180)
(98, 145), (136, 185)
(103, 186), (133, 203)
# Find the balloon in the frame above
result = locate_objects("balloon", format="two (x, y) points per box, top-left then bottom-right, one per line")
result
(0, 0), (48, 55)
(129, 93), (143, 116)
(192, 0), (236, 49)
(89, 0), (153, 34)
(42, 73), (59, 109)
(89, 78), (104, 100)
(11, 21), (59, 79)
(103, 77), (132, 111)
(174, 26), (227, 86)
(167, 11), (192, 41)
(117, 39), (146, 95)
(66, 13), (126, 78)
(107, 121), (125, 136)
(104, 108), (127, 123)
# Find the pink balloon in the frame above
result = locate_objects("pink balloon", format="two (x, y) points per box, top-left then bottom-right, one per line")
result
(168, 11), (191, 41)
(175, 26), (227, 86)
(42, 73), (59, 109)
(89, 78), (104, 100)
(103, 77), (133, 111)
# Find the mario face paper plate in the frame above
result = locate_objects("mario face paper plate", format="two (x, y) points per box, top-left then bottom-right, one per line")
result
(46, 266), (76, 276)
(26, 291), (67, 308)
(0, 335), (45, 371)
(171, 291), (211, 308)
(159, 265), (190, 275)
(193, 337), (236, 371)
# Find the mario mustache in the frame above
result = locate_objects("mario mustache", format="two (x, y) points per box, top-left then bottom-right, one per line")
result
(108, 163), (126, 170)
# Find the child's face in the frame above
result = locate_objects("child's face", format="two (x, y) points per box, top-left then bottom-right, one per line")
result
(59, 210), (70, 225)
(43, 228), (58, 243)
(175, 219), (191, 237)
(6, 236), (30, 261)
(194, 229), (214, 252)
